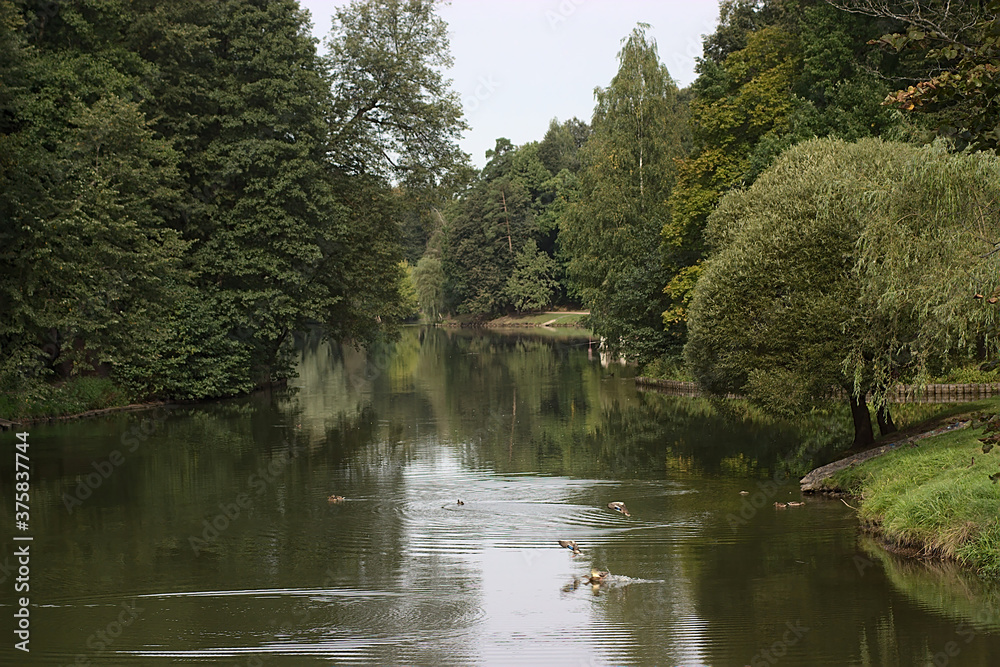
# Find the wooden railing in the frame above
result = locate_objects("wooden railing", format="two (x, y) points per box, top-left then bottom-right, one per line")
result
(634, 377), (1000, 404)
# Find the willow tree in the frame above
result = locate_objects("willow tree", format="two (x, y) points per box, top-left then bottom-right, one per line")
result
(664, 0), (908, 331)
(686, 139), (918, 447)
(852, 146), (1000, 391)
(562, 24), (689, 363)
(687, 137), (1000, 448)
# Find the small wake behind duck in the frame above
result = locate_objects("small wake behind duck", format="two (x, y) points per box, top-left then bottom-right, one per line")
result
(563, 571), (666, 593)
(603, 574), (665, 585)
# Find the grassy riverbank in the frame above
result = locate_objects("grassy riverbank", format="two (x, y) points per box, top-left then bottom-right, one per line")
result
(824, 401), (1000, 576)
(443, 311), (590, 328)
(0, 376), (133, 422)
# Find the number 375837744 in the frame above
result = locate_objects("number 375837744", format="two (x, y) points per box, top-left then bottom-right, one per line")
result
(15, 432), (30, 530)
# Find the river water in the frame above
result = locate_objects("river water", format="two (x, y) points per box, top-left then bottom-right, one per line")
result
(2, 326), (998, 666)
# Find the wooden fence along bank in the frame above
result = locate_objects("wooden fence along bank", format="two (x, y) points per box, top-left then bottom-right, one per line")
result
(634, 378), (1000, 404)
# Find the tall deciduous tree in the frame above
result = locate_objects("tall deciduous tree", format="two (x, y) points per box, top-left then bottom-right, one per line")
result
(561, 24), (688, 363)
(172, 0), (342, 386)
(326, 0), (468, 183)
(1, 0), (187, 400)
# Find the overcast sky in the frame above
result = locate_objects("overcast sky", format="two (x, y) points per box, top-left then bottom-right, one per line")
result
(299, 1), (722, 167)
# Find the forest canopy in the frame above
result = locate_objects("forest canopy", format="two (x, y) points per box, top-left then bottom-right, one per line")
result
(0, 0), (467, 413)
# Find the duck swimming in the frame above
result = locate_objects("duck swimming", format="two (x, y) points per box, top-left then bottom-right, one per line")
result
(607, 501), (630, 517)
(328, 495), (345, 503)
(457, 499), (465, 505)
(774, 502), (787, 509)
(558, 540), (582, 555)
(786, 501), (804, 507)
(584, 569), (609, 585)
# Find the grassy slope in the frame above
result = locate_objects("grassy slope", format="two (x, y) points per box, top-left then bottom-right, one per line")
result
(443, 312), (590, 327)
(1, 376), (133, 421)
(487, 312), (589, 326)
(829, 410), (1000, 575)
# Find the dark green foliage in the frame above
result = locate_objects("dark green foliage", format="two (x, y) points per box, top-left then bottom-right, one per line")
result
(537, 117), (590, 175)
(1, 0), (187, 402)
(832, 0), (1000, 150)
(442, 136), (574, 316)
(443, 142), (535, 315)
(0, 0), (467, 414)
(662, 0), (910, 337)
(505, 240), (559, 312)
(562, 25), (688, 363)
(687, 137), (1000, 446)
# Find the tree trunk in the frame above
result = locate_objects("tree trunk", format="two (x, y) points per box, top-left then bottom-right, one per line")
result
(849, 393), (875, 449)
(876, 402), (897, 437)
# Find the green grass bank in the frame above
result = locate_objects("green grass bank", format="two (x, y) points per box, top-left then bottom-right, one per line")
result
(442, 311), (590, 328)
(1, 376), (133, 422)
(822, 401), (1000, 576)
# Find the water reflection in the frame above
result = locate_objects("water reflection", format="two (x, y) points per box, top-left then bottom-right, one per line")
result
(860, 535), (1000, 626)
(2, 326), (998, 666)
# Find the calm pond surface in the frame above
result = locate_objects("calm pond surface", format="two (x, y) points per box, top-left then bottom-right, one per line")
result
(2, 326), (999, 666)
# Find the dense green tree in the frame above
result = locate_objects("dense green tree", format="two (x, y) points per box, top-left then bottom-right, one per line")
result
(441, 134), (581, 316)
(851, 145), (1000, 391)
(42, 97), (188, 372)
(169, 0), (345, 386)
(686, 137), (1000, 447)
(505, 240), (560, 312)
(561, 25), (688, 363)
(1, 0), (470, 412)
(1, 0), (188, 401)
(0, 1), (42, 393)
(131, 0), (465, 391)
(663, 0), (907, 337)
(443, 140), (535, 314)
(686, 139), (911, 446)
(536, 166), (581, 299)
(537, 117), (590, 175)
(326, 0), (468, 183)
(412, 255), (445, 320)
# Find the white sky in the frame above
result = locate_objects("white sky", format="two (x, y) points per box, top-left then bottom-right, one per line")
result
(299, 1), (722, 167)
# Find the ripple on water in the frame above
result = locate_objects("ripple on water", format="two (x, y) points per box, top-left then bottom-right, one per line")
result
(115, 584), (488, 665)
